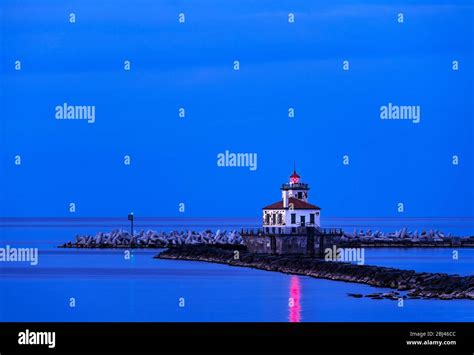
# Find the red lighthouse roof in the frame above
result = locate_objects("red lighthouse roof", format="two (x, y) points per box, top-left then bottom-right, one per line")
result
(262, 197), (320, 210)
(290, 170), (300, 179)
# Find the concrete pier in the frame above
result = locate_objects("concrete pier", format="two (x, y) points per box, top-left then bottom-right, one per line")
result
(241, 226), (344, 257)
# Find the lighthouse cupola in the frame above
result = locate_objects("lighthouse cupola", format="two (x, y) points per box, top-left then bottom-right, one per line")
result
(290, 170), (300, 184)
(281, 168), (310, 208)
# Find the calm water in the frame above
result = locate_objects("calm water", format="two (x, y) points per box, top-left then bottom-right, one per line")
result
(0, 226), (473, 322)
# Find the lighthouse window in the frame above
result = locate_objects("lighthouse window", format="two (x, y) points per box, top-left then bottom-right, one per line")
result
(297, 192), (303, 199)
(291, 213), (296, 224)
(265, 214), (270, 225)
(277, 214), (283, 225)
(310, 214), (315, 224)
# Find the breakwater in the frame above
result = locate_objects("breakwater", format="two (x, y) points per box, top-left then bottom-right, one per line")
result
(59, 229), (243, 248)
(59, 228), (474, 249)
(157, 245), (474, 301)
(340, 228), (474, 247)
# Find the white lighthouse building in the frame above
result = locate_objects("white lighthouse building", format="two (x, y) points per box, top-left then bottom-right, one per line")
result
(262, 169), (321, 231)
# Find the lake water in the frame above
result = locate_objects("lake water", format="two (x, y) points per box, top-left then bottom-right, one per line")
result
(0, 224), (473, 322)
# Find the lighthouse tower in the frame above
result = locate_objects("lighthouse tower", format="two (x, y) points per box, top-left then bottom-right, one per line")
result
(281, 170), (309, 207)
(262, 169), (321, 230)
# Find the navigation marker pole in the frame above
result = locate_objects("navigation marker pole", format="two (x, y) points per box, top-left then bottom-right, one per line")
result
(128, 212), (134, 237)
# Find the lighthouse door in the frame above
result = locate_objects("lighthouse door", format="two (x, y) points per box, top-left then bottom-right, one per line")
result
(300, 215), (306, 226)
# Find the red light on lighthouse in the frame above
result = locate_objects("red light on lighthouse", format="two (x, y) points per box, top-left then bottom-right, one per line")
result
(290, 170), (300, 184)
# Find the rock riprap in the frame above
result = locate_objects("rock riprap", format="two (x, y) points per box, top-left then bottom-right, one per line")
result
(157, 245), (474, 301)
(59, 229), (243, 248)
(340, 228), (474, 247)
(59, 228), (474, 248)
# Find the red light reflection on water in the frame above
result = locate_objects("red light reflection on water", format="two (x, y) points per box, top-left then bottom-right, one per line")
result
(289, 276), (301, 322)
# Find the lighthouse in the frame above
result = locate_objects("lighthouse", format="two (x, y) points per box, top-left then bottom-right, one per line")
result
(242, 168), (342, 255)
(262, 169), (321, 231)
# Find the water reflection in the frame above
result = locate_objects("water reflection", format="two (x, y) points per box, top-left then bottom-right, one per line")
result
(289, 276), (301, 322)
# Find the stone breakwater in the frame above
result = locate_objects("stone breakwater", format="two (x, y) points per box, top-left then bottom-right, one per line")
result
(340, 228), (474, 247)
(157, 245), (474, 301)
(59, 228), (474, 249)
(59, 229), (243, 248)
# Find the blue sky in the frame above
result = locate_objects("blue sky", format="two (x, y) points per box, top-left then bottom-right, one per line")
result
(1, 0), (473, 218)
